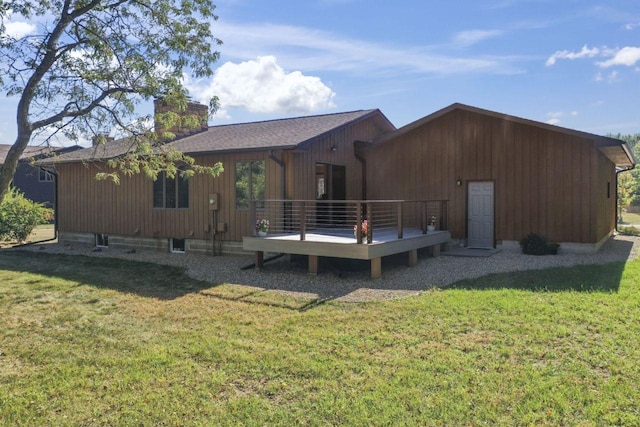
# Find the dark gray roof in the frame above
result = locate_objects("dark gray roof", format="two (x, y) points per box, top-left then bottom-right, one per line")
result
(50, 109), (389, 163)
(0, 144), (81, 164)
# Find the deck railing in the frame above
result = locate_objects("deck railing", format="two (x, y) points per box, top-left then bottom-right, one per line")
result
(250, 199), (448, 243)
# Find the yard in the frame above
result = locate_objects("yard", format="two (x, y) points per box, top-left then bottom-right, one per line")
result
(1, 250), (640, 425)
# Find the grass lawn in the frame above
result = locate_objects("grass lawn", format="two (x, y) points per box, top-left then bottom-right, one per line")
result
(620, 211), (640, 226)
(1, 251), (640, 425)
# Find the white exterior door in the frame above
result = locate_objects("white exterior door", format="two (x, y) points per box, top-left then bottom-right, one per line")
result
(467, 181), (494, 249)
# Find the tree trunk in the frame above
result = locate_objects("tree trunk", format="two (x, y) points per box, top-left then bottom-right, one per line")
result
(0, 133), (33, 205)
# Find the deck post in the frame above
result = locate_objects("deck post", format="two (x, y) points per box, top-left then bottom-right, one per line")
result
(300, 201), (306, 241)
(432, 244), (441, 257)
(441, 200), (448, 230)
(308, 255), (318, 276)
(408, 249), (418, 267)
(250, 200), (257, 236)
(255, 251), (264, 269)
(356, 202), (362, 244)
(366, 202), (373, 244)
(421, 201), (427, 234)
(371, 257), (381, 279)
(397, 202), (403, 239)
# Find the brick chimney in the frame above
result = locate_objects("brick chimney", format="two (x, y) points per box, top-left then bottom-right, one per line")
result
(154, 99), (209, 139)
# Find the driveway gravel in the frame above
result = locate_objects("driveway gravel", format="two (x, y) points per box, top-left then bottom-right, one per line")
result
(14, 235), (640, 303)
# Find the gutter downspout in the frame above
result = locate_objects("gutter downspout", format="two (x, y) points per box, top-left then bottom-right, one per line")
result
(616, 163), (635, 233)
(12, 166), (59, 247)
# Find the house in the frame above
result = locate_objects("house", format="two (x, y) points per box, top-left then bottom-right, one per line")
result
(49, 101), (396, 252)
(47, 101), (634, 258)
(362, 103), (635, 252)
(0, 144), (81, 208)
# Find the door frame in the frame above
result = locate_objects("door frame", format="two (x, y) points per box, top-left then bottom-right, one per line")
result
(466, 180), (495, 248)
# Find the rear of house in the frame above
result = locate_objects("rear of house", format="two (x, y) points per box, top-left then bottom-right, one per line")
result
(53, 105), (395, 253)
(363, 104), (635, 252)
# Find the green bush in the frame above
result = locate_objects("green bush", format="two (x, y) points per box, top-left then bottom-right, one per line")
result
(520, 233), (560, 255)
(619, 225), (640, 236)
(0, 188), (53, 242)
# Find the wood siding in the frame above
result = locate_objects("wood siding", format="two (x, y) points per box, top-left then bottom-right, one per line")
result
(57, 114), (392, 243)
(364, 109), (617, 244)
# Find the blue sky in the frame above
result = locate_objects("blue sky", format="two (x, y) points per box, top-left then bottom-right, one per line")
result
(2, 0), (640, 145)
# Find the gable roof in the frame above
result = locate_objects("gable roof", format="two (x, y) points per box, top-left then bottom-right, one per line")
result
(49, 109), (394, 164)
(371, 103), (636, 169)
(0, 144), (82, 165)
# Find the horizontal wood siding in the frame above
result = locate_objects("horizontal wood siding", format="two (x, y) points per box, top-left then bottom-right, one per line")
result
(365, 109), (616, 244)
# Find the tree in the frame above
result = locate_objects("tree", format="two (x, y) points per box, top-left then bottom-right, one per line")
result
(0, 0), (224, 204)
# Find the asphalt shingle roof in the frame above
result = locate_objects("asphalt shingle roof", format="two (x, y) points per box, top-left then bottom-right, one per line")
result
(50, 110), (383, 163)
(0, 144), (72, 164)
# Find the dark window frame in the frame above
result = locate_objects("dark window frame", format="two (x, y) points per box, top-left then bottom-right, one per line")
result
(235, 160), (266, 210)
(153, 170), (189, 209)
(39, 169), (54, 182)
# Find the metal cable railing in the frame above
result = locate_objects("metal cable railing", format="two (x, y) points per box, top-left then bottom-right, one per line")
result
(250, 199), (448, 242)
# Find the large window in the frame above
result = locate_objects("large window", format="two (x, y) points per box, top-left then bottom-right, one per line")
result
(235, 160), (265, 209)
(153, 171), (189, 209)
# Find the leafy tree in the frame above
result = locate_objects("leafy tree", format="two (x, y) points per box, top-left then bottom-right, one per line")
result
(608, 133), (640, 221)
(0, 187), (53, 242)
(0, 0), (224, 204)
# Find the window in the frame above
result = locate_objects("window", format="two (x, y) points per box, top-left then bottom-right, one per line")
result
(235, 160), (265, 209)
(170, 238), (185, 253)
(39, 169), (54, 182)
(153, 171), (189, 208)
(95, 233), (109, 248)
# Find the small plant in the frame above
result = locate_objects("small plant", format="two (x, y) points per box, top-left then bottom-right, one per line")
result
(354, 220), (369, 239)
(619, 225), (640, 236)
(429, 216), (437, 227)
(520, 233), (560, 255)
(256, 218), (269, 233)
(0, 187), (53, 242)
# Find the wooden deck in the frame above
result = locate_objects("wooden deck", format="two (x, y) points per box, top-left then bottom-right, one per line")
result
(243, 228), (451, 278)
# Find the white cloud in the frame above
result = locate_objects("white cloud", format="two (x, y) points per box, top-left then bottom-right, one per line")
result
(624, 22), (640, 30)
(545, 45), (599, 66)
(215, 21), (524, 76)
(547, 44), (640, 70)
(546, 110), (579, 125)
(597, 46), (640, 68)
(546, 111), (563, 125)
(185, 56), (335, 117)
(4, 21), (36, 39)
(453, 30), (503, 47)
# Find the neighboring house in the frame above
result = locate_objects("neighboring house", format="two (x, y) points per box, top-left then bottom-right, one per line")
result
(47, 101), (635, 254)
(0, 144), (81, 208)
(49, 101), (396, 253)
(363, 103), (635, 252)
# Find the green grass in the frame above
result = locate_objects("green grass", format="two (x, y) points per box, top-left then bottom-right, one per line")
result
(2, 251), (640, 425)
(620, 211), (640, 226)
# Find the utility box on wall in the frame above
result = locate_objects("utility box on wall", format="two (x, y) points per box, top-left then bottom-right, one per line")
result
(208, 193), (219, 211)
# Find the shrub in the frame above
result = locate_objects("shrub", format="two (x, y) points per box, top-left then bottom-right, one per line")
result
(520, 233), (560, 255)
(619, 225), (640, 236)
(0, 188), (53, 242)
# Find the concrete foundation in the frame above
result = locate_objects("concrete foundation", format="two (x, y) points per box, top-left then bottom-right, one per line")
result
(58, 232), (251, 256)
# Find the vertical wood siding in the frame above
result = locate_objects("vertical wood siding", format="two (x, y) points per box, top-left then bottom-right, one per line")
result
(364, 109), (617, 244)
(57, 114), (392, 243)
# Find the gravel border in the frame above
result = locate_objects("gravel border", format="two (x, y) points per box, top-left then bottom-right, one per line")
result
(12, 235), (640, 303)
